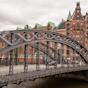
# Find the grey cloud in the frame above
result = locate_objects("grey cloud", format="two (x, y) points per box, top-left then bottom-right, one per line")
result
(0, 0), (87, 31)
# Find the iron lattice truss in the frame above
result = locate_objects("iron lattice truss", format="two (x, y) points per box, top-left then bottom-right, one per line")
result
(0, 29), (88, 87)
(0, 29), (88, 63)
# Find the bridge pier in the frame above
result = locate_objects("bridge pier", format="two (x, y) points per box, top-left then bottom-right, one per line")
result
(9, 50), (14, 75)
(24, 44), (28, 73)
(45, 41), (49, 70)
(24, 32), (28, 73)
(9, 33), (14, 75)
(5, 53), (8, 66)
(36, 42), (40, 71)
(54, 42), (58, 69)
(4, 44), (8, 66)
(58, 49), (62, 64)
(14, 48), (18, 65)
(58, 44), (64, 65)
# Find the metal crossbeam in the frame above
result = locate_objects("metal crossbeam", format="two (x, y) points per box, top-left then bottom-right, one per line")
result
(0, 30), (87, 64)
(0, 29), (87, 87)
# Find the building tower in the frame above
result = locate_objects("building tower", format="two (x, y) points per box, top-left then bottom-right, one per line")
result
(65, 2), (85, 62)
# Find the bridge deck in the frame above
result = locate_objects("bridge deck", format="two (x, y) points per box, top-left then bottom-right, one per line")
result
(0, 64), (83, 75)
(0, 64), (88, 87)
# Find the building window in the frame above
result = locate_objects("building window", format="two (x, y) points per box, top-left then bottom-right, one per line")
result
(67, 49), (69, 55)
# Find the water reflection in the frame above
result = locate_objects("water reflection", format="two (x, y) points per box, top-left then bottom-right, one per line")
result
(20, 77), (88, 88)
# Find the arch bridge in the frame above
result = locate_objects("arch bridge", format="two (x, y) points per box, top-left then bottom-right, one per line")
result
(0, 29), (88, 87)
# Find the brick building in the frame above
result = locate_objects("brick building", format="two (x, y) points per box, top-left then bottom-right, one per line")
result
(0, 2), (88, 65)
(57, 2), (88, 63)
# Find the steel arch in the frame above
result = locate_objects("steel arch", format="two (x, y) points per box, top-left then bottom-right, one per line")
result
(0, 30), (88, 63)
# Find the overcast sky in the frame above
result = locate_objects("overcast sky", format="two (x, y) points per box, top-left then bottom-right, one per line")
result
(0, 0), (88, 31)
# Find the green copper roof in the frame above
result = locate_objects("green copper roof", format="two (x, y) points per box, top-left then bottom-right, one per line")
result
(47, 21), (55, 30)
(35, 23), (42, 29)
(58, 20), (65, 29)
(48, 21), (55, 26)
(67, 11), (72, 21)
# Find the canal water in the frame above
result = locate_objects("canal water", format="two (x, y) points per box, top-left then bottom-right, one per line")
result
(3, 77), (88, 88)
(22, 78), (88, 88)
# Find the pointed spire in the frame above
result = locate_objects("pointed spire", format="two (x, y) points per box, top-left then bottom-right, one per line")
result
(76, 2), (80, 9)
(72, 2), (83, 20)
(67, 11), (72, 21)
